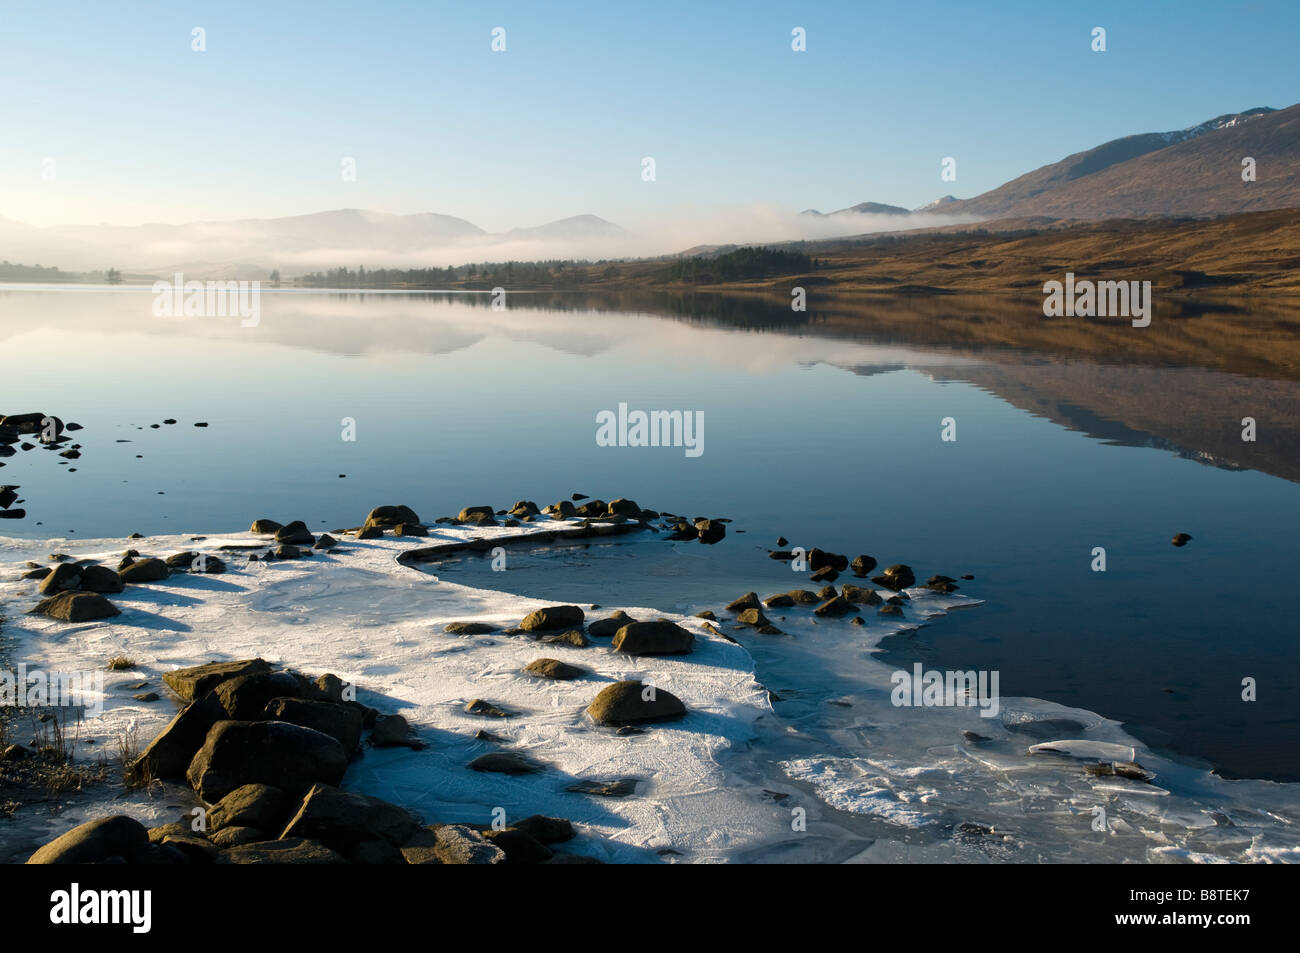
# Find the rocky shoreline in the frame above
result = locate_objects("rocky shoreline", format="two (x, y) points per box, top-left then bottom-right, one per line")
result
(4, 498), (975, 864)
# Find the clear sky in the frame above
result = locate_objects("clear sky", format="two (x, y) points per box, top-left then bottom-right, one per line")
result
(1, 0), (1296, 230)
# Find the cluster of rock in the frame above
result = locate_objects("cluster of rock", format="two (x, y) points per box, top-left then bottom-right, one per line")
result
(447, 603), (695, 731)
(23, 547), (228, 622)
(26, 657), (590, 864)
(0, 412), (87, 515)
(714, 543), (971, 633)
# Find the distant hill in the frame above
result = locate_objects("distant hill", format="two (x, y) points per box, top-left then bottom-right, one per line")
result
(941, 105), (1300, 219)
(0, 209), (624, 277)
(802, 201), (912, 218)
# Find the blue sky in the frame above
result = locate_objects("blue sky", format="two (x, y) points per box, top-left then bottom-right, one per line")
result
(1, 0), (1295, 229)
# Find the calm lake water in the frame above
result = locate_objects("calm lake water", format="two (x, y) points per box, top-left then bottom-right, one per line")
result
(3, 285), (1298, 781)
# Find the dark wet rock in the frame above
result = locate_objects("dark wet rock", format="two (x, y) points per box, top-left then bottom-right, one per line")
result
(363, 505), (420, 529)
(209, 783), (292, 832)
(817, 585), (838, 599)
(763, 593), (795, 608)
(26, 815), (150, 864)
(130, 693), (225, 780)
(777, 536), (789, 546)
(1, 743), (33, 761)
(612, 620), (694, 655)
(737, 607), (770, 627)
(924, 580), (960, 593)
(696, 519), (726, 544)
(574, 499), (607, 517)
(524, 658), (586, 680)
(787, 589), (819, 605)
(474, 728), (503, 742)
(417, 825), (506, 865)
(851, 554), (878, 576)
(162, 658), (271, 702)
(814, 595), (855, 617)
(607, 498), (641, 517)
(587, 680), (686, 726)
(694, 610), (717, 621)
(0, 485), (18, 508)
(311, 673), (346, 703)
(209, 826), (266, 849)
(884, 595), (905, 605)
(0, 412), (52, 433)
(588, 610), (634, 636)
(810, 566), (839, 583)
(250, 519), (283, 534)
(371, 713), (420, 748)
(119, 557), (170, 583)
(279, 782), (423, 850)
(133, 692), (159, 702)
(841, 584), (882, 605)
(159, 829), (219, 864)
(392, 522), (428, 537)
(465, 699), (513, 717)
(520, 604), (584, 632)
(468, 751), (545, 775)
(515, 815), (575, 843)
(509, 500), (540, 517)
(962, 574), (975, 580)
(484, 827), (554, 864)
(356, 525), (383, 539)
(850, 617), (864, 626)
(458, 505), (495, 524)
(444, 621), (498, 635)
(38, 562), (82, 594)
(264, 697), (364, 752)
(878, 604), (903, 616)
(79, 564), (125, 592)
(726, 591), (760, 612)
(565, 778), (641, 797)
(872, 564), (916, 590)
(313, 533), (338, 550)
(213, 671), (301, 719)
(32, 590), (120, 622)
(539, 629), (591, 647)
(275, 544), (304, 559)
(768, 550), (794, 561)
(274, 520), (315, 545)
(961, 730), (992, 744)
(218, 837), (346, 865)
(187, 720), (349, 802)
(1171, 533), (1192, 547)
(809, 548), (849, 572)
(546, 499), (578, 518)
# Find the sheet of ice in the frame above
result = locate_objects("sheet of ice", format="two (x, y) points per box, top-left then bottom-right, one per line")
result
(5, 522), (1299, 864)
(0, 523), (786, 862)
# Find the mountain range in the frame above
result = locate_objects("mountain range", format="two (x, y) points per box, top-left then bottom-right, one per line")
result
(1, 102), (1296, 277)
